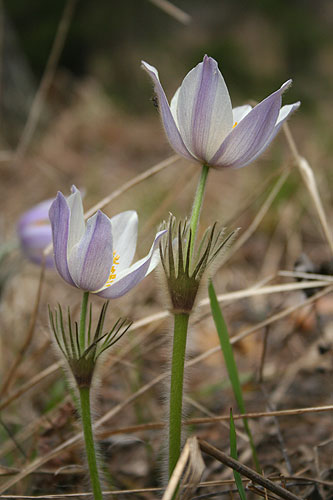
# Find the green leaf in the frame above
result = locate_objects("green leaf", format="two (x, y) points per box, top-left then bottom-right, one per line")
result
(230, 408), (247, 500)
(208, 280), (261, 473)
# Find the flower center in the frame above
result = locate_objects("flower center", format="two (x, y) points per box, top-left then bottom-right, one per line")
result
(105, 251), (120, 287)
(233, 121), (238, 128)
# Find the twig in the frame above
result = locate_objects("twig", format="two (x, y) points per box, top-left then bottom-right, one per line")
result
(148, 0), (191, 24)
(85, 154), (179, 218)
(198, 439), (302, 500)
(283, 122), (333, 255)
(0, 287), (331, 491)
(95, 403), (333, 437)
(1, 283), (331, 413)
(0, 362), (61, 412)
(13, 0), (78, 162)
(260, 385), (293, 475)
(258, 326), (270, 383)
(0, 263), (45, 396)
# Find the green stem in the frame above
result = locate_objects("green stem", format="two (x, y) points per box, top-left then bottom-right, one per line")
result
(79, 387), (103, 500)
(79, 291), (89, 352)
(189, 163), (210, 258)
(169, 312), (190, 478)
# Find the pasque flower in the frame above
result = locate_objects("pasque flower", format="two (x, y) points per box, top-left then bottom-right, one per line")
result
(142, 55), (300, 169)
(49, 186), (166, 298)
(18, 198), (54, 267)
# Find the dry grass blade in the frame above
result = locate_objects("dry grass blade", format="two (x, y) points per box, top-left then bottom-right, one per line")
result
(162, 437), (205, 500)
(84, 154), (179, 218)
(43, 154), (179, 257)
(148, 0), (191, 24)
(221, 169), (289, 266)
(13, 0), (78, 162)
(0, 286), (331, 491)
(188, 286), (333, 367)
(0, 362), (61, 412)
(199, 439), (302, 500)
(283, 122), (333, 255)
(1, 282), (330, 413)
(0, 372), (166, 493)
(0, 263), (45, 396)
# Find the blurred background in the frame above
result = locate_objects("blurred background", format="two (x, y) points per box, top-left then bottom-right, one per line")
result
(0, 1), (332, 495)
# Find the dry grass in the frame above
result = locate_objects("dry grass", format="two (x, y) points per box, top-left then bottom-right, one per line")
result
(0, 3), (333, 499)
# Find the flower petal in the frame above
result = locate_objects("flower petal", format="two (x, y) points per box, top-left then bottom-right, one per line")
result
(176, 55), (233, 161)
(238, 101), (301, 167)
(96, 229), (166, 299)
(67, 186), (85, 254)
(20, 224), (54, 267)
(18, 199), (53, 231)
(110, 211), (138, 271)
(49, 192), (76, 286)
(68, 210), (113, 291)
(232, 104), (252, 124)
(170, 87), (180, 127)
(141, 61), (196, 162)
(211, 80), (292, 168)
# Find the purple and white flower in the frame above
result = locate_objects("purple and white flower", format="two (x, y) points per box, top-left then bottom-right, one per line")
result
(49, 186), (166, 298)
(18, 199), (54, 267)
(142, 55), (300, 169)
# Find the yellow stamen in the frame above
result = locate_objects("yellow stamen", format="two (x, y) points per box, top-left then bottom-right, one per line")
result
(105, 251), (120, 287)
(233, 121), (238, 128)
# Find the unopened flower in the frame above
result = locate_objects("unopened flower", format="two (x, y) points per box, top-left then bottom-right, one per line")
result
(49, 302), (131, 387)
(18, 199), (54, 267)
(49, 186), (166, 298)
(142, 55), (300, 169)
(160, 216), (236, 313)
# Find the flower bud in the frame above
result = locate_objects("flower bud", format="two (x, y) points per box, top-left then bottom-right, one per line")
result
(49, 302), (131, 388)
(160, 216), (235, 314)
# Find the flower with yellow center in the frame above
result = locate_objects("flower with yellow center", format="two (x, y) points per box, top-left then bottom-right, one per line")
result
(142, 55), (300, 169)
(49, 186), (166, 299)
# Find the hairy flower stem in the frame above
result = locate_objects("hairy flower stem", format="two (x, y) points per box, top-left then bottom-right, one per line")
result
(169, 312), (190, 478)
(79, 386), (103, 500)
(167, 165), (210, 477)
(189, 163), (210, 259)
(79, 291), (89, 352)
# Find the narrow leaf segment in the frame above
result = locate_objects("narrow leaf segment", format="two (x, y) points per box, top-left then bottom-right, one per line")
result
(208, 280), (261, 473)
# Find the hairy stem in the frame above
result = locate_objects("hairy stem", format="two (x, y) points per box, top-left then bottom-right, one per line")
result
(79, 291), (89, 353)
(189, 163), (210, 259)
(169, 312), (190, 478)
(79, 387), (103, 500)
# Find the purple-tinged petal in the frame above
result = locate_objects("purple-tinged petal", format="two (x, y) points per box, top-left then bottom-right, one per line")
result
(68, 211), (113, 292)
(18, 199), (53, 232)
(96, 229), (166, 299)
(232, 105), (252, 125)
(110, 211), (138, 271)
(49, 192), (76, 286)
(141, 61), (196, 162)
(211, 80), (292, 168)
(235, 101), (301, 168)
(19, 224), (54, 267)
(176, 56), (233, 161)
(67, 186), (85, 254)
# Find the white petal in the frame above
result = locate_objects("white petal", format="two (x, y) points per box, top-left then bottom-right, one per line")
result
(96, 229), (166, 299)
(170, 87), (180, 127)
(67, 186), (85, 254)
(110, 210), (138, 271)
(232, 105), (252, 124)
